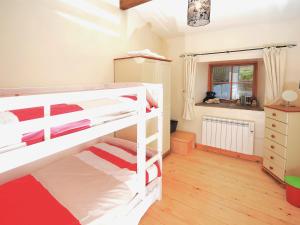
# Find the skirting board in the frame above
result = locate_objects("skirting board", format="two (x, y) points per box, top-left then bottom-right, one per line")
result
(163, 149), (171, 158)
(196, 144), (263, 163)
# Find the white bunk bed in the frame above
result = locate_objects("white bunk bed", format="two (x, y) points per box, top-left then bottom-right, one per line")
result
(0, 84), (163, 225)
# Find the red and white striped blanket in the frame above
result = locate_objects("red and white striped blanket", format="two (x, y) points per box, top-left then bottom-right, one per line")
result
(87, 142), (161, 185)
(0, 95), (158, 149)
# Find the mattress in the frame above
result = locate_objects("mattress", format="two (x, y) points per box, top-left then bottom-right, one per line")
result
(0, 138), (161, 225)
(0, 94), (158, 151)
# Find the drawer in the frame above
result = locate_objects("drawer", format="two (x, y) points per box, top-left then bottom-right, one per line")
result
(265, 108), (288, 123)
(264, 138), (287, 159)
(265, 118), (288, 135)
(263, 159), (285, 181)
(265, 128), (287, 147)
(264, 148), (286, 168)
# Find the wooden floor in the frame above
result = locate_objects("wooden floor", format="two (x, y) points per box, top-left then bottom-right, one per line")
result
(140, 149), (300, 225)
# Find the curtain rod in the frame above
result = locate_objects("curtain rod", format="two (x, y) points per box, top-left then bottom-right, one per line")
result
(180, 44), (297, 57)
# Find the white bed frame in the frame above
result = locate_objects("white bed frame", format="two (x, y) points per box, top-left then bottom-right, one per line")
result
(0, 84), (163, 225)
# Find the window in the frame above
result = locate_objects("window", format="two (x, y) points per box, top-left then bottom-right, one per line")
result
(209, 63), (257, 100)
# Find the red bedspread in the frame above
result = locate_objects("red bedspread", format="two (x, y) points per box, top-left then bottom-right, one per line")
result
(0, 175), (80, 225)
(10, 104), (90, 145)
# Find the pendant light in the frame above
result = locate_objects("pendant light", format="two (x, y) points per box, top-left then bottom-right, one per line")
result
(187, 0), (211, 27)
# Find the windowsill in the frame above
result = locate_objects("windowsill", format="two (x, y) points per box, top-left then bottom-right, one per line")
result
(195, 102), (264, 111)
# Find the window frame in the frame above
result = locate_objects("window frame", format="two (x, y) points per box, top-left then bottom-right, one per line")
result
(208, 61), (258, 101)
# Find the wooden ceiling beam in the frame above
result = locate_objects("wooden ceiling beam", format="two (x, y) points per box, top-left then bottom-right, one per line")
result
(120, 0), (151, 10)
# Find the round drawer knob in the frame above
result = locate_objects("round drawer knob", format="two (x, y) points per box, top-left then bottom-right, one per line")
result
(272, 124), (276, 128)
(269, 166), (274, 170)
(271, 135), (276, 139)
(270, 145), (275, 149)
(272, 113), (277, 117)
(270, 156), (274, 160)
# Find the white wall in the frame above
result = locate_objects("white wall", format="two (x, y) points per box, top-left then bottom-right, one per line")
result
(0, 0), (165, 88)
(194, 62), (209, 104)
(165, 19), (300, 156)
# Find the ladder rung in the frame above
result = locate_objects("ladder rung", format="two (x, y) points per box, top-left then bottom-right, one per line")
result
(146, 133), (158, 145)
(146, 153), (160, 169)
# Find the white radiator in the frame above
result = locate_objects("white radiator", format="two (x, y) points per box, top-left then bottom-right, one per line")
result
(201, 116), (255, 155)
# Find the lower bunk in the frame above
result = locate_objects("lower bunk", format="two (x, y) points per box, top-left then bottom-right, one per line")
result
(0, 137), (162, 225)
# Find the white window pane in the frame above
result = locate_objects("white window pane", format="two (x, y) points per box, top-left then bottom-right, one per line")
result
(213, 84), (230, 100)
(232, 83), (253, 100)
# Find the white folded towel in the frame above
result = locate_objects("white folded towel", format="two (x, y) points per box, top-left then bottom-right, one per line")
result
(127, 49), (166, 59)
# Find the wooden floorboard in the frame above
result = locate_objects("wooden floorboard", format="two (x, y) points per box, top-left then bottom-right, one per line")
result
(140, 149), (300, 225)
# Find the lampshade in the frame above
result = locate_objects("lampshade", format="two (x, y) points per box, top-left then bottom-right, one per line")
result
(187, 0), (211, 27)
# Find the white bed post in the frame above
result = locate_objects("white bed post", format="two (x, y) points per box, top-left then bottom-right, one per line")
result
(157, 86), (163, 200)
(136, 87), (147, 199)
(44, 104), (51, 140)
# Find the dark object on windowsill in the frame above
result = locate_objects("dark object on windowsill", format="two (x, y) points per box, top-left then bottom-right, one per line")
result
(170, 120), (178, 133)
(203, 91), (216, 102)
(251, 99), (258, 107)
(246, 96), (252, 106)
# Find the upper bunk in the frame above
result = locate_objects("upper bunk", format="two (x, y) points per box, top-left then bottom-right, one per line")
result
(0, 83), (163, 174)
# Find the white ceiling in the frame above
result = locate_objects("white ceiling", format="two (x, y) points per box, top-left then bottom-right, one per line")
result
(133, 0), (300, 38)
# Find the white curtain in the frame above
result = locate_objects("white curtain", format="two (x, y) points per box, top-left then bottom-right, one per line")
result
(182, 56), (197, 120)
(263, 47), (287, 105)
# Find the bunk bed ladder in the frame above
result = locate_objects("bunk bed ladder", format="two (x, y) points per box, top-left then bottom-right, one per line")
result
(145, 86), (163, 201)
(157, 86), (163, 200)
(137, 88), (147, 199)
(137, 85), (163, 201)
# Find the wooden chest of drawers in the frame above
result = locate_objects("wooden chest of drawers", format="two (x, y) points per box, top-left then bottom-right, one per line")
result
(263, 105), (300, 182)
